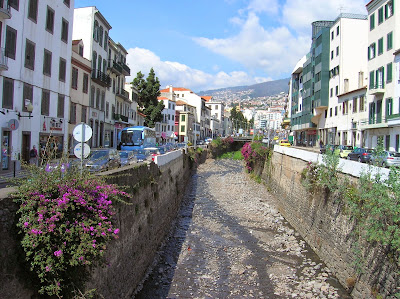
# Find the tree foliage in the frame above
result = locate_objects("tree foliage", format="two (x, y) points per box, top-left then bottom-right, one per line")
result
(131, 68), (164, 128)
(230, 105), (248, 131)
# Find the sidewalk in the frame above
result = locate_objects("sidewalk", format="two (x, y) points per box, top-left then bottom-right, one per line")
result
(0, 169), (29, 184)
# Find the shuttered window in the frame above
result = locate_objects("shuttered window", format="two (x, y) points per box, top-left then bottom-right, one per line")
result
(59, 58), (66, 82)
(57, 94), (64, 118)
(43, 49), (52, 76)
(41, 90), (50, 116)
(28, 0), (38, 22)
(45, 6), (55, 34)
(22, 83), (33, 112)
(5, 26), (17, 60)
(2, 77), (14, 109)
(24, 39), (35, 70)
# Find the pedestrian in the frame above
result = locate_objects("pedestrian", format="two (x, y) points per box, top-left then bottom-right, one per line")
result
(29, 145), (38, 165)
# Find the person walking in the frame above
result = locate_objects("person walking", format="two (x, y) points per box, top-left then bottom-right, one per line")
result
(29, 145), (38, 166)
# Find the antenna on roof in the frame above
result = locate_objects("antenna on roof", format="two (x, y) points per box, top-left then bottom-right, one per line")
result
(338, 6), (347, 14)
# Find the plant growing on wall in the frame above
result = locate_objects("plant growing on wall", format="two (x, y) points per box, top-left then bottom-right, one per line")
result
(12, 161), (130, 297)
(241, 141), (270, 172)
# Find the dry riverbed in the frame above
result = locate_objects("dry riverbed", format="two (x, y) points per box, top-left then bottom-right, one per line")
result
(134, 159), (351, 298)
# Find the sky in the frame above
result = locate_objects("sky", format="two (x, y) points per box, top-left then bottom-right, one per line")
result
(74, 0), (369, 93)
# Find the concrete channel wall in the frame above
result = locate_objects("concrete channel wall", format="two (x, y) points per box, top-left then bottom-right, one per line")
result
(264, 146), (399, 299)
(0, 150), (202, 298)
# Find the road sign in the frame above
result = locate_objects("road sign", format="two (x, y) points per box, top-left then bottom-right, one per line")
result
(73, 123), (92, 143)
(74, 143), (90, 159)
(8, 119), (19, 131)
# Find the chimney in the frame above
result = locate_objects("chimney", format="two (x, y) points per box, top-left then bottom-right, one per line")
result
(169, 85), (173, 93)
(358, 71), (364, 88)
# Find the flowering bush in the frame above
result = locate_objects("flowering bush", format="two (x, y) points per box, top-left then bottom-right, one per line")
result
(13, 163), (130, 297)
(208, 136), (235, 158)
(241, 141), (270, 172)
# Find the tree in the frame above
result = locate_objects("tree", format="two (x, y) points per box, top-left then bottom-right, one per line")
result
(131, 68), (164, 128)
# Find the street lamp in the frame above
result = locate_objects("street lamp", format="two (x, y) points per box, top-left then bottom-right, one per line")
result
(17, 100), (34, 119)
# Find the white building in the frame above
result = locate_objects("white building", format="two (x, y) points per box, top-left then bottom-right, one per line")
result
(364, 0), (399, 151)
(321, 14), (368, 146)
(157, 96), (176, 143)
(1, 0), (74, 175)
(73, 6), (111, 148)
(69, 39), (91, 153)
(204, 96), (225, 136)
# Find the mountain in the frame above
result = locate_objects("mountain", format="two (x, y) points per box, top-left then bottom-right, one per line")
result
(198, 78), (290, 98)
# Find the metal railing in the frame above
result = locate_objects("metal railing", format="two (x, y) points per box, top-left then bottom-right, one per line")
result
(91, 69), (110, 86)
(113, 113), (128, 122)
(108, 59), (122, 74)
(116, 88), (129, 99)
(0, 47), (8, 70)
(121, 62), (130, 75)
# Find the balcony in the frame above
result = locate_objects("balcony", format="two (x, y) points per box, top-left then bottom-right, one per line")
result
(91, 69), (110, 87)
(358, 116), (388, 130)
(0, 0), (11, 19)
(0, 47), (8, 71)
(386, 113), (400, 126)
(369, 83), (385, 95)
(116, 88), (130, 101)
(108, 59), (122, 75)
(121, 62), (130, 76)
(113, 113), (128, 123)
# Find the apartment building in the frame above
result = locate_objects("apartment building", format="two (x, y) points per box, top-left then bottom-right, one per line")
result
(107, 38), (130, 148)
(318, 14), (368, 147)
(69, 39), (91, 152)
(1, 0), (74, 175)
(157, 96), (176, 143)
(204, 96), (225, 136)
(364, 0), (399, 150)
(73, 6), (111, 149)
(175, 100), (196, 143)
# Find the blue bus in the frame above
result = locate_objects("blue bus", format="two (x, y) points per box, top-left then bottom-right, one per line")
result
(119, 126), (156, 151)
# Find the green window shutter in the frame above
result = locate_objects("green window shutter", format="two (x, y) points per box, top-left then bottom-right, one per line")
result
(387, 63), (392, 82)
(379, 7), (384, 23)
(382, 67), (385, 88)
(378, 38), (383, 54)
(370, 14), (375, 30)
(370, 71), (375, 89)
(387, 32), (393, 50)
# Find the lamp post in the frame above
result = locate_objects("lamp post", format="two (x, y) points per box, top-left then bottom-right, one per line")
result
(17, 101), (34, 119)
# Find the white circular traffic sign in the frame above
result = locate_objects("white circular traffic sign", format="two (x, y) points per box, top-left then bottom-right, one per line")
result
(73, 123), (92, 143)
(74, 143), (91, 159)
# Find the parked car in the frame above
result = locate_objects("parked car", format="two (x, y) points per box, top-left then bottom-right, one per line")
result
(205, 138), (212, 145)
(369, 151), (400, 167)
(347, 147), (374, 163)
(119, 150), (137, 167)
(132, 149), (150, 163)
(278, 139), (291, 147)
(196, 140), (205, 145)
(320, 144), (335, 154)
(85, 148), (121, 172)
(334, 145), (354, 158)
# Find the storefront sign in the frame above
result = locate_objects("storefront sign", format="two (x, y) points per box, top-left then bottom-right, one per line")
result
(41, 117), (64, 133)
(8, 119), (19, 130)
(307, 130), (317, 135)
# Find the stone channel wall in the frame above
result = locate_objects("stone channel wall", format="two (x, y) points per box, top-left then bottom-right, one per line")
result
(0, 150), (200, 298)
(263, 148), (399, 299)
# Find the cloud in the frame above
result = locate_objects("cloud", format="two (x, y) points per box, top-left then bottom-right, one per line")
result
(194, 13), (310, 76)
(193, 0), (368, 77)
(125, 47), (269, 92)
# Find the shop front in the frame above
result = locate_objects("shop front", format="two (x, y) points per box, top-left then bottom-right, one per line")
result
(40, 116), (66, 159)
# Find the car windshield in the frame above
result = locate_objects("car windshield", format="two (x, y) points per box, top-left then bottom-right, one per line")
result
(366, 149), (374, 153)
(389, 152), (400, 157)
(89, 151), (108, 160)
(343, 146), (353, 150)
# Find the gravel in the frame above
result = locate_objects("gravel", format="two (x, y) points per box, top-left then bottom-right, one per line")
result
(134, 159), (351, 298)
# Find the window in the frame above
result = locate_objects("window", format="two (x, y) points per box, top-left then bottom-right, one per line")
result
(370, 13), (375, 30)
(43, 49), (52, 76)
(387, 62), (393, 83)
(93, 20), (99, 42)
(329, 108), (332, 117)
(368, 43), (376, 60)
(336, 46), (339, 56)
(28, 0), (38, 22)
(101, 91), (105, 111)
(369, 71), (375, 88)
(61, 18), (68, 43)
(335, 106), (338, 116)
(96, 88), (100, 109)
(41, 90), (50, 116)
(104, 32), (108, 51)
(386, 98), (393, 116)
(385, 1), (393, 19)
(83, 73), (89, 93)
(70, 103), (76, 124)
(331, 51), (333, 60)
(71, 67), (78, 89)
(352, 97), (358, 113)
(24, 39), (35, 70)
(331, 31), (334, 40)
(90, 86), (95, 107)
(387, 31), (393, 50)
(343, 101), (348, 115)
(63, 0), (70, 7)
(106, 102), (109, 118)
(378, 37), (384, 55)
(360, 95), (365, 112)
(78, 45), (84, 56)
(336, 26), (339, 35)
(99, 26), (103, 47)
(57, 95), (64, 118)
(23, 83), (33, 112)
(180, 125), (185, 132)
(385, 135), (390, 150)
(378, 7), (384, 24)
(59, 58), (66, 82)
(81, 107), (87, 123)
(181, 115), (186, 121)
(330, 88), (333, 97)
(335, 85), (338, 96)
(2, 78), (14, 109)
(9, 0), (18, 10)
(5, 26), (17, 60)
(45, 6), (55, 34)
(396, 135), (399, 152)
